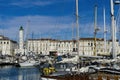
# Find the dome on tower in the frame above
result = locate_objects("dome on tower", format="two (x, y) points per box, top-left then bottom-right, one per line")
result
(19, 26), (24, 30)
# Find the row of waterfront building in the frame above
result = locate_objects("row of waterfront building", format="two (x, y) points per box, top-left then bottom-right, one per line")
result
(0, 26), (120, 56)
(26, 38), (119, 56)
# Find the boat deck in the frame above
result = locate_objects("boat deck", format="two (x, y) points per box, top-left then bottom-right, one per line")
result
(89, 72), (120, 80)
(41, 72), (120, 80)
(41, 73), (89, 80)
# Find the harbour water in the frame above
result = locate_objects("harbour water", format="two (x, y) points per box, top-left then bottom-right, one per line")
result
(0, 66), (41, 80)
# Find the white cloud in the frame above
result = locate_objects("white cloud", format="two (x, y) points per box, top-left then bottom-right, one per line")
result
(0, 15), (112, 41)
(9, 0), (60, 8)
(0, 15), (73, 40)
(4, 0), (74, 8)
(79, 22), (112, 39)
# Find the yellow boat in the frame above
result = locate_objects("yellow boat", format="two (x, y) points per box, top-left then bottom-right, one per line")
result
(43, 67), (56, 75)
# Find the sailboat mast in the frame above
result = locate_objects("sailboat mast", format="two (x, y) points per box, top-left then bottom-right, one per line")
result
(103, 7), (107, 53)
(26, 19), (30, 54)
(110, 0), (116, 58)
(26, 20), (30, 41)
(76, 0), (79, 56)
(114, 19), (117, 46)
(72, 23), (74, 40)
(94, 5), (97, 56)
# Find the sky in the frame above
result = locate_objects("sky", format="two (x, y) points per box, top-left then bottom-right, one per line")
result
(0, 0), (120, 41)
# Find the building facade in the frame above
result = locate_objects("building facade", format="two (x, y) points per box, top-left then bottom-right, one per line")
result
(0, 35), (17, 55)
(26, 38), (120, 56)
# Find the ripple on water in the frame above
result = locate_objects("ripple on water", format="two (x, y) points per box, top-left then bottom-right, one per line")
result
(0, 66), (41, 80)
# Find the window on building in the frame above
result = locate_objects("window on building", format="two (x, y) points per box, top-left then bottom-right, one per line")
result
(4, 42), (6, 44)
(73, 48), (75, 52)
(88, 43), (90, 46)
(91, 43), (93, 46)
(108, 42), (110, 44)
(97, 50), (98, 52)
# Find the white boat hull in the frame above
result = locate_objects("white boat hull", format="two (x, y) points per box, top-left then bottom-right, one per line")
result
(19, 60), (39, 67)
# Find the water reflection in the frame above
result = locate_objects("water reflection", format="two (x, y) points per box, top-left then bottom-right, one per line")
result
(0, 66), (41, 80)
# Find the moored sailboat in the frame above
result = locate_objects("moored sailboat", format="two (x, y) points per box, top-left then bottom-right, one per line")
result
(40, 0), (90, 79)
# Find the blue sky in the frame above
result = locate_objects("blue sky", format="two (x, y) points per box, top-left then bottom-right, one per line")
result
(0, 0), (120, 41)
